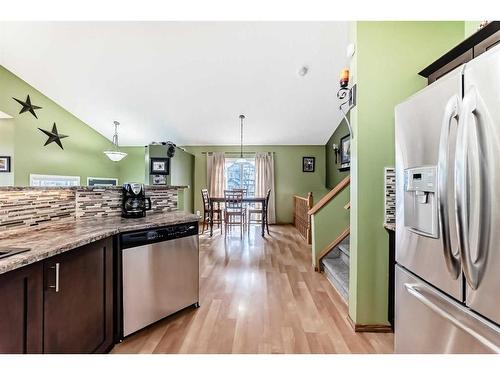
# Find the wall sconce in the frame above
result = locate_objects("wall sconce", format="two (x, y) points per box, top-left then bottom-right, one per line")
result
(337, 68), (356, 138)
(332, 143), (339, 164)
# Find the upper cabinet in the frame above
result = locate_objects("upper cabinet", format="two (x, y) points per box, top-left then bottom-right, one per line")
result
(419, 21), (500, 84)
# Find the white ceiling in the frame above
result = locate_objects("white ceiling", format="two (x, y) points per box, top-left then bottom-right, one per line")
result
(0, 22), (350, 146)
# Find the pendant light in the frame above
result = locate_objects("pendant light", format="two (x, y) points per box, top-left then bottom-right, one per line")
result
(104, 121), (127, 162)
(235, 114), (246, 164)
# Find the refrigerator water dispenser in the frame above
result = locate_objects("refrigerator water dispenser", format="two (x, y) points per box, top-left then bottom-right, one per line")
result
(404, 166), (438, 238)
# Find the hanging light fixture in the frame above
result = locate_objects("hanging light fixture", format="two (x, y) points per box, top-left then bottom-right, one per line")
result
(235, 114), (246, 164)
(104, 121), (127, 162)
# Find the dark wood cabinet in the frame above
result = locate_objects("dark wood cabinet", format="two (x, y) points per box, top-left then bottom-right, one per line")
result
(0, 262), (43, 353)
(420, 21), (500, 84)
(427, 49), (472, 84)
(474, 29), (500, 57)
(43, 237), (114, 353)
(0, 237), (114, 354)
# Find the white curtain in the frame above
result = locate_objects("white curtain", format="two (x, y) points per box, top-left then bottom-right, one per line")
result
(255, 152), (276, 224)
(207, 152), (225, 197)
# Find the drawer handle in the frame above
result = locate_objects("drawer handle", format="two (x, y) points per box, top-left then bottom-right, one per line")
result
(49, 263), (60, 292)
(405, 283), (500, 353)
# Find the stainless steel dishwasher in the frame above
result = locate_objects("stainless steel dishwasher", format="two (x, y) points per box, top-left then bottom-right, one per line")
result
(118, 222), (199, 338)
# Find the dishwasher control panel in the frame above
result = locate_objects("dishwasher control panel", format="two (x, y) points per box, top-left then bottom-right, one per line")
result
(120, 222), (199, 249)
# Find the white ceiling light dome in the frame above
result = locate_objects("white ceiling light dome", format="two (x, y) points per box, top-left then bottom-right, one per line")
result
(104, 121), (127, 162)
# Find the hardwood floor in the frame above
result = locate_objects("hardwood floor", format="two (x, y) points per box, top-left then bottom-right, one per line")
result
(111, 225), (394, 354)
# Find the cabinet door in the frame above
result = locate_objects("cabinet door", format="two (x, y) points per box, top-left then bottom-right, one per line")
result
(473, 29), (500, 57)
(0, 263), (43, 353)
(428, 49), (472, 84)
(43, 238), (113, 353)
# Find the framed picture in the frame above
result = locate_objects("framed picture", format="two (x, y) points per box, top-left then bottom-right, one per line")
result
(150, 157), (170, 175)
(152, 174), (167, 185)
(302, 156), (315, 172)
(87, 177), (118, 187)
(0, 156), (11, 173)
(340, 135), (351, 170)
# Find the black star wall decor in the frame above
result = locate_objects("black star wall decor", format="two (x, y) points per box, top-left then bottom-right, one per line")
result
(12, 95), (42, 119)
(38, 123), (68, 150)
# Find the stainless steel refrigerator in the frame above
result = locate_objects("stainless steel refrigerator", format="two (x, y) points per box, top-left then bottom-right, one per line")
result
(395, 44), (500, 353)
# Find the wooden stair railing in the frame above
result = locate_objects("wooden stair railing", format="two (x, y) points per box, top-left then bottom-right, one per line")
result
(293, 192), (313, 244)
(307, 176), (351, 271)
(308, 176), (350, 216)
(315, 227), (350, 272)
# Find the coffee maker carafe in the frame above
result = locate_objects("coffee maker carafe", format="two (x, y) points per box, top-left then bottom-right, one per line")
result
(122, 183), (152, 218)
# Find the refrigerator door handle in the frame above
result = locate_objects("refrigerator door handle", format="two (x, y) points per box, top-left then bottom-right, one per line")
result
(455, 87), (490, 290)
(404, 282), (500, 353)
(437, 94), (461, 279)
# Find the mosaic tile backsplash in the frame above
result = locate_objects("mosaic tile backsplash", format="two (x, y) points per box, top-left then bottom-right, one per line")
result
(0, 186), (181, 237)
(384, 167), (396, 225)
(0, 188), (76, 233)
(75, 187), (179, 218)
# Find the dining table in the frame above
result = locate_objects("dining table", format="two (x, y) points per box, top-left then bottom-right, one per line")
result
(209, 196), (268, 237)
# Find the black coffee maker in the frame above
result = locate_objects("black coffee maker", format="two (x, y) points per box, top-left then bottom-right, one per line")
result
(121, 183), (152, 218)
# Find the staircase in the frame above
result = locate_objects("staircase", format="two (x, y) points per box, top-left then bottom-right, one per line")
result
(308, 176), (350, 302)
(321, 236), (349, 301)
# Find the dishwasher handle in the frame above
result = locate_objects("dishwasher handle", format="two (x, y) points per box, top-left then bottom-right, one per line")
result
(120, 222), (199, 249)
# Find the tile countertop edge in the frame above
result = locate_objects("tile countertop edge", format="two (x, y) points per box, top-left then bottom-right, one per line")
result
(0, 212), (200, 275)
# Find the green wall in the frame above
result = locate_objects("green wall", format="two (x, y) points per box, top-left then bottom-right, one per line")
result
(0, 65), (120, 186)
(184, 145), (329, 224)
(464, 21), (482, 38)
(325, 117), (350, 189)
(117, 145), (194, 213)
(118, 146), (147, 184)
(0, 118), (15, 185)
(349, 21), (465, 326)
(311, 185), (350, 268)
(170, 148), (195, 213)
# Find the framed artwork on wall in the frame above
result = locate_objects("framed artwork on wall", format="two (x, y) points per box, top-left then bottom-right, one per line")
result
(150, 157), (170, 175)
(152, 174), (167, 185)
(302, 156), (315, 172)
(0, 156), (11, 173)
(339, 135), (351, 171)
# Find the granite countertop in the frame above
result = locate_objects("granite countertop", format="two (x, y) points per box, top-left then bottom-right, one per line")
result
(0, 211), (200, 275)
(384, 223), (396, 231)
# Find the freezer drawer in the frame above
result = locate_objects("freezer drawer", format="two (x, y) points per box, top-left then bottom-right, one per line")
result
(395, 265), (500, 354)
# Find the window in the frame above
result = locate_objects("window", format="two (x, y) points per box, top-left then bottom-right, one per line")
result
(87, 177), (118, 187)
(30, 174), (81, 187)
(225, 158), (255, 196)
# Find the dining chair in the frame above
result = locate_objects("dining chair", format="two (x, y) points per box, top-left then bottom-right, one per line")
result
(201, 188), (222, 234)
(248, 188), (271, 235)
(224, 190), (246, 238)
(232, 188), (248, 225)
